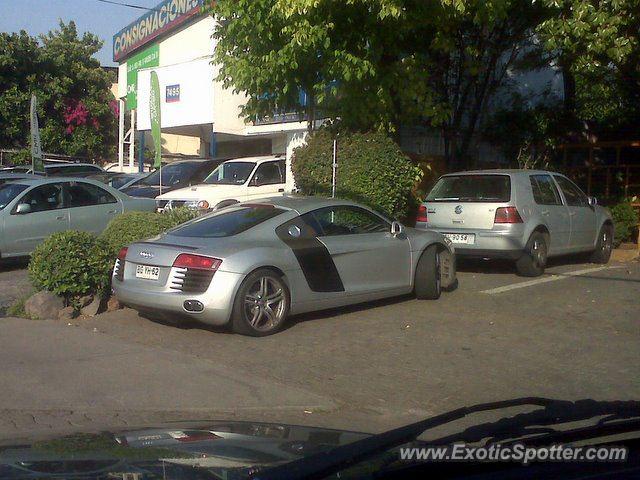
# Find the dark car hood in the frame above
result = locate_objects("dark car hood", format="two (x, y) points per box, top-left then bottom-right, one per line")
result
(120, 184), (178, 198)
(0, 420), (369, 478)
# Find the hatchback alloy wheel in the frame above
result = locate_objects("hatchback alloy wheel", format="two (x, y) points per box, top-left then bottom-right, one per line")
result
(531, 238), (547, 268)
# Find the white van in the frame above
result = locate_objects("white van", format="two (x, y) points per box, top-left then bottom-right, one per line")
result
(155, 156), (287, 212)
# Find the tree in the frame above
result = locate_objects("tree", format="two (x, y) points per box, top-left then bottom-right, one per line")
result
(537, 0), (640, 137)
(0, 22), (117, 160)
(207, 0), (552, 169)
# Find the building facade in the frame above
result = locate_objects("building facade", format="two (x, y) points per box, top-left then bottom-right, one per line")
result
(113, 0), (306, 191)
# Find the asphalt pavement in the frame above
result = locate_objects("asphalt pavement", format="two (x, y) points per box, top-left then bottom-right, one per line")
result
(0, 256), (638, 443)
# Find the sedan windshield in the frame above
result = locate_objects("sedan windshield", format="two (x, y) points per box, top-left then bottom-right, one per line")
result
(204, 162), (255, 185)
(171, 206), (285, 238)
(139, 163), (199, 186)
(0, 183), (29, 210)
(427, 174), (511, 202)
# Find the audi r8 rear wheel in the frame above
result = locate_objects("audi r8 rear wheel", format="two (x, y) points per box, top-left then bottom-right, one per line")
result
(414, 245), (441, 300)
(231, 269), (290, 336)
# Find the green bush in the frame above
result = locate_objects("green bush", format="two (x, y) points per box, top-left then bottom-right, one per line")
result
(292, 130), (423, 219)
(29, 231), (113, 299)
(610, 202), (638, 246)
(99, 208), (198, 257)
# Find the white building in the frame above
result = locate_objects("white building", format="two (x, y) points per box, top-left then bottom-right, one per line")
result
(113, 0), (306, 191)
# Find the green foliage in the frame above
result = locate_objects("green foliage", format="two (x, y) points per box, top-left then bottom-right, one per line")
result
(99, 208), (198, 257)
(483, 92), (565, 168)
(610, 202), (638, 246)
(292, 130), (422, 219)
(6, 297), (34, 319)
(28, 231), (113, 299)
(0, 22), (117, 159)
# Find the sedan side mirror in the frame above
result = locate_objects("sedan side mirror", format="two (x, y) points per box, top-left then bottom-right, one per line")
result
(15, 203), (31, 214)
(391, 221), (405, 236)
(588, 196), (598, 207)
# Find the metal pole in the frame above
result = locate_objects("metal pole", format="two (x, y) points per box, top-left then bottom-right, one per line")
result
(118, 99), (125, 172)
(129, 110), (135, 170)
(332, 139), (337, 199)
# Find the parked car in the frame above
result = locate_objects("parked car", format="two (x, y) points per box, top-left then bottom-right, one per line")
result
(416, 170), (614, 276)
(104, 162), (152, 173)
(87, 171), (149, 190)
(0, 173), (32, 186)
(121, 159), (221, 199)
(43, 162), (105, 177)
(1, 163), (104, 177)
(113, 196), (456, 336)
(155, 156), (287, 212)
(0, 177), (155, 259)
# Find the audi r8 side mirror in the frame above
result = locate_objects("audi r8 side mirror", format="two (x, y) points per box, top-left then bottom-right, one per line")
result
(391, 221), (404, 236)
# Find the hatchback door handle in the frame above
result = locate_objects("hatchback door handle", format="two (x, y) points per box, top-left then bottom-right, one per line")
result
(108, 209), (118, 214)
(569, 211), (577, 216)
(541, 210), (549, 216)
(56, 215), (65, 221)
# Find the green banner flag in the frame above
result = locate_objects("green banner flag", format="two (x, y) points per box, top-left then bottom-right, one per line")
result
(149, 70), (162, 169)
(30, 95), (45, 173)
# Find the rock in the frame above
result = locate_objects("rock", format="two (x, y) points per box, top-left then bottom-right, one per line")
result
(106, 296), (122, 312)
(78, 295), (93, 308)
(81, 296), (104, 317)
(24, 291), (64, 320)
(58, 306), (76, 321)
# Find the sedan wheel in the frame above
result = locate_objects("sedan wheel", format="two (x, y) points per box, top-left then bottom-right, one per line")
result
(232, 269), (290, 336)
(590, 224), (614, 264)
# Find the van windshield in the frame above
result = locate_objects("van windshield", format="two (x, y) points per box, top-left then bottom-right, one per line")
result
(426, 175), (511, 202)
(204, 162), (256, 185)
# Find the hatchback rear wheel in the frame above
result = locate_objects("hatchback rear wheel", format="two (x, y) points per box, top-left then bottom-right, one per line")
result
(516, 232), (548, 277)
(231, 269), (290, 336)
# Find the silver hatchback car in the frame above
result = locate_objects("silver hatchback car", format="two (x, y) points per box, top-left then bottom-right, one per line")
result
(416, 170), (614, 276)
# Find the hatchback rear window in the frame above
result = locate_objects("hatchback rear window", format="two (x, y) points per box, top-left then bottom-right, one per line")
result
(426, 175), (511, 202)
(170, 206), (285, 238)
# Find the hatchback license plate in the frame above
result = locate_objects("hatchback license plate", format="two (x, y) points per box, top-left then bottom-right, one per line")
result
(136, 264), (160, 281)
(444, 233), (476, 245)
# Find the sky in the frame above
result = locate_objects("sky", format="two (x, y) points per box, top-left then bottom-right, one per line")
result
(0, 0), (160, 66)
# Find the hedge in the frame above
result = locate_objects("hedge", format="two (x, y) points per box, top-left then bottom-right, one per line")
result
(291, 130), (423, 219)
(29, 231), (113, 299)
(99, 208), (198, 257)
(610, 202), (638, 246)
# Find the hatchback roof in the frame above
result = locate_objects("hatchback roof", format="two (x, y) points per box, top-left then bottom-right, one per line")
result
(444, 169), (561, 176)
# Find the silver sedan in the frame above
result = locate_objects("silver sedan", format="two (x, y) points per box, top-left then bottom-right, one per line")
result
(0, 177), (155, 259)
(113, 196), (457, 336)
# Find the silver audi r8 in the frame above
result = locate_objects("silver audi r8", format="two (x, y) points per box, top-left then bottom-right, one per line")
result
(113, 196), (456, 336)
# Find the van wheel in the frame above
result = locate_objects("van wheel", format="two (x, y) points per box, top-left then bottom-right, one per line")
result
(589, 224), (613, 264)
(414, 245), (441, 300)
(231, 269), (290, 336)
(516, 232), (548, 277)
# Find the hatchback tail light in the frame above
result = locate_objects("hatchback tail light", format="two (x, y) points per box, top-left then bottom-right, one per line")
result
(416, 205), (428, 223)
(118, 247), (128, 261)
(494, 206), (523, 224)
(173, 253), (222, 271)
